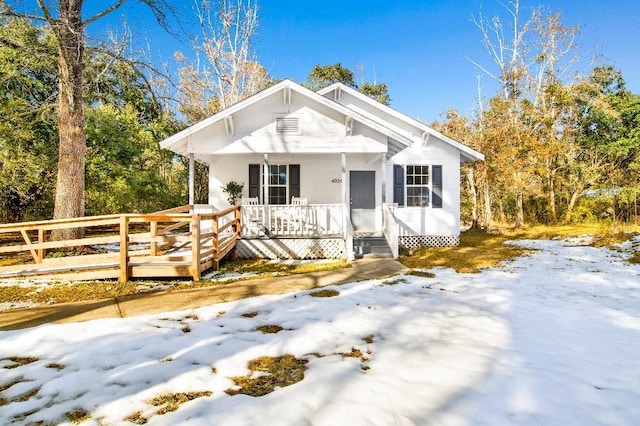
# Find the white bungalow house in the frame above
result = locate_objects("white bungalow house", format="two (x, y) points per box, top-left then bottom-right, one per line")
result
(160, 79), (483, 260)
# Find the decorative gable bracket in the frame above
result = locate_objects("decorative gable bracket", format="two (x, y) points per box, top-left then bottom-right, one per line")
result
(224, 115), (234, 137)
(283, 86), (292, 109)
(345, 116), (353, 136)
(421, 131), (430, 147)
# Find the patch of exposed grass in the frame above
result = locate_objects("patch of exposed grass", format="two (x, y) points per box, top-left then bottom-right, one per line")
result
(341, 348), (363, 359)
(0, 252), (33, 267)
(363, 335), (375, 344)
(181, 326), (191, 333)
(401, 230), (528, 273)
(226, 355), (308, 397)
(0, 282), (141, 306)
(407, 270), (436, 278)
(0, 377), (28, 392)
(241, 311), (259, 318)
(382, 278), (408, 285)
(504, 225), (640, 265)
(65, 408), (91, 424)
(124, 411), (148, 424)
(14, 386), (40, 402)
(627, 253), (640, 264)
(308, 289), (339, 298)
(217, 259), (350, 277)
(2, 356), (39, 369)
(0, 260), (350, 307)
(45, 363), (65, 370)
(504, 223), (640, 241)
(148, 391), (212, 415)
(255, 324), (284, 334)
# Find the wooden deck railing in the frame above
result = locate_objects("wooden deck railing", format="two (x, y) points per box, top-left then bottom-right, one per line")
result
(0, 205), (241, 282)
(241, 204), (344, 237)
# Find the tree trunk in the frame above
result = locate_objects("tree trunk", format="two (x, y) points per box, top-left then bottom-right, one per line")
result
(51, 1), (86, 241)
(565, 186), (582, 223)
(483, 178), (492, 228)
(5, 191), (24, 223)
(466, 167), (479, 229)
(515, 191), (525, 228)
(548, 167), (557, 223)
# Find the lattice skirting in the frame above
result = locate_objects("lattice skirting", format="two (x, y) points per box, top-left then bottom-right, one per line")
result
(237, 238), (346, 260)
(399, 235), (460, 249)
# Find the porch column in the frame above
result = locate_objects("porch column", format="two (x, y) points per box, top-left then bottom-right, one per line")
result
(263, 153), (269, 205)
(381, 153), (387, 204)
(341, 153), (347, 206)
(188, 152), (195, 205)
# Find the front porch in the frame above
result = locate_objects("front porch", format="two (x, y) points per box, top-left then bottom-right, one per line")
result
(237, 203), (354, 260)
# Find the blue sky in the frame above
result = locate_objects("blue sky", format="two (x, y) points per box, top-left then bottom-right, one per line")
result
(84, 0), (640, 122)
(254, 0), (640, 122)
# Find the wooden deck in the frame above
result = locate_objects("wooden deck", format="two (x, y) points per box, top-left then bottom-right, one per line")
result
(0, 205), (241, 282)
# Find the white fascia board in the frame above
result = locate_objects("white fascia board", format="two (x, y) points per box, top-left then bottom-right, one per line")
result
(159, 79), (297, 151)
(287, 82), (412, 147)
(319, 83), (485, 162)
(160, 79), (413, 152)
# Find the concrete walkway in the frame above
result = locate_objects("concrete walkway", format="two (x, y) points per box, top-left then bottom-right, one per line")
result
(0, 259), (408, 331)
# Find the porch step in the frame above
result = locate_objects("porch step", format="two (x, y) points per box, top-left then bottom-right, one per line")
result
(353, 236), (393, 259)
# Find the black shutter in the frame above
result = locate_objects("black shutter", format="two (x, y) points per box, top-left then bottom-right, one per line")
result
(432, 165), (443, 208)
(249, 164), (260, 200)
(393, 165), (404, 206)
(289, 164), (300, 201)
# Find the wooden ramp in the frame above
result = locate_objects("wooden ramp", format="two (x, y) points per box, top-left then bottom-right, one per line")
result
(0, 205), (241, 282)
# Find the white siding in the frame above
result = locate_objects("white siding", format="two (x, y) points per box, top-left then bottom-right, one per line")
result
(190, 94), (387, 155)
(386, 137), (461, 236)
(209, 154), (357, 209)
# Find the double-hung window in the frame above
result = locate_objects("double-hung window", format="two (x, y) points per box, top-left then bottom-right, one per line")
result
(248, 163), (301, 204)
(393, 164), (443, 208)
(406, 165), (430, 207)
(268, 164), (288, 205)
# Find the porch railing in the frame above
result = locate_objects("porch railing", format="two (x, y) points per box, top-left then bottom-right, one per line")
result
(382, 203), (400, 259)
(241, 204), (344, 237)
(0, 205), (241, 282)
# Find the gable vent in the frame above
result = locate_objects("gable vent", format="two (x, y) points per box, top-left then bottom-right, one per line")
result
(276, 116), (298, 133)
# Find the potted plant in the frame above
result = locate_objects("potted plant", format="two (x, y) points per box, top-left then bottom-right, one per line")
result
(222, 181), (244, 205)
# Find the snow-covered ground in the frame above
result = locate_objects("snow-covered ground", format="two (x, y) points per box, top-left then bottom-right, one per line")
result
(1, 238), (639, 425)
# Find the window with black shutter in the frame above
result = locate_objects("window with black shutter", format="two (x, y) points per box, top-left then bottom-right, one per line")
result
(248, 164), (300, 204)
(393, 165), (404, 206)
(432, 165), (443, 208)
(289, 164), (300, 200)
(249, 164), (260, 199)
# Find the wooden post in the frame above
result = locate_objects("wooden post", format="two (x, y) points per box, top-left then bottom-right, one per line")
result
(232, 206), (241, 260)
(119, 215), (129, 283)
(150, 219), (158, 256)
(37, 228), (44, 264)
(212, 212), (219, 270)
(191, 214), (201, 281)
(189, 152), (195, 205)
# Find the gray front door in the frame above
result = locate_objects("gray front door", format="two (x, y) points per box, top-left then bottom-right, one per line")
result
(350, 171), (375, 230)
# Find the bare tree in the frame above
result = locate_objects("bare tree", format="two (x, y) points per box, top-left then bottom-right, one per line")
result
(186, 0), (268, 112)
(1, 0), (175, 239)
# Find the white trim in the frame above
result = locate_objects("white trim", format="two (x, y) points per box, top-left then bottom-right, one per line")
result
(160, 79), (413, 153)
(224, 115), (234, 136)
(188, 153), (195, 205)
(319, 83), (484, 162)
(263, 154), (269, 205)
(345, 116), (353, 136)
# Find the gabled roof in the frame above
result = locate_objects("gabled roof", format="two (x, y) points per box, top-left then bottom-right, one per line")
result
(318, 83), (485, 162)
(160, 79), (413, 155)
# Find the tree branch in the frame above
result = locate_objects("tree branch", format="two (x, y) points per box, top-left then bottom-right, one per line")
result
(84, 0), (126, 27)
